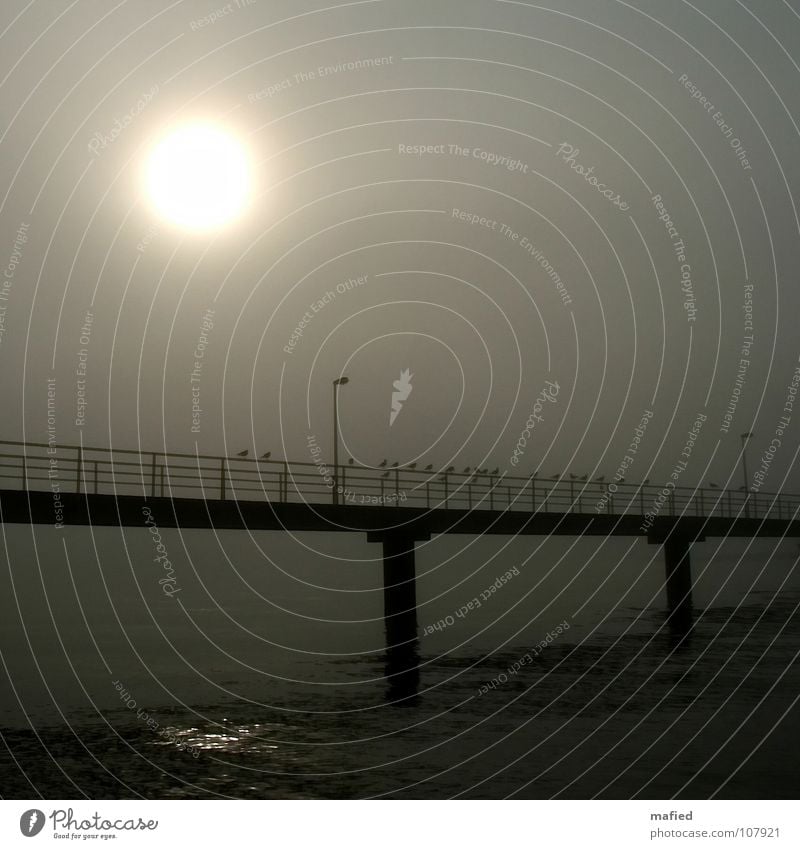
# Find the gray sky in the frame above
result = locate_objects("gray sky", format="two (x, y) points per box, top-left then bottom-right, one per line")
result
(1, 0), (799, 493)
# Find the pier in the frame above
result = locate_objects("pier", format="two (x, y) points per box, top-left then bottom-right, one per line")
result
(2, 439), (798, 694)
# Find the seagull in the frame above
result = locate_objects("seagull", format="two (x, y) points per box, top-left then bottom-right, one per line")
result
(445, 466), (455, 473)
(551, 474), (561, 480)
(391, 461), (399, 468)
(407, 463), (417, 469)
(708, 482), (719, 488)
(463, 467), (471, 474)
(642, 478), (650, 485)
(348, 458), (355, 465)
(260, 452), (271, 459)
(581, 474), (588, 481)
(595, 475), (605, 482)
(379, 459), (387, 467)
(491, 467), (499, 475)
(424, 464), (433, 471)
(381, 470), (390, 478)
(236, 450), (248, 457)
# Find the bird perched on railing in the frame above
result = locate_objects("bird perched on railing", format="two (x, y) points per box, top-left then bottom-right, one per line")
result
(236, 450), (248, 457)
(348, 458), (354, 465)
(261, 452), (271, 459)
(463, 467), (471, 474)
(595, 475), (605, 482)
(424, 464), (433, 471)
(379, 459), (387, 467)
(491, 467), (499, 475)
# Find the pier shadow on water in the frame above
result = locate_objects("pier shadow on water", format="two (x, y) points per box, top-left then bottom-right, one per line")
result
(384, 640), (421, 704)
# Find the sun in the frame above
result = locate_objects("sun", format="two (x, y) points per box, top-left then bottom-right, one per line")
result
(144, 124), (252, 230)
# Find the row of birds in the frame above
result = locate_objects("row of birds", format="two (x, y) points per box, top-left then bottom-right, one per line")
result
(231, 450), (499, 474)
(230, 454), (734, 487)
(230, 453), (635, 481)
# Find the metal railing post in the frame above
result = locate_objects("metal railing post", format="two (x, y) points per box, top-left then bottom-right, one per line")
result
(94, 461), (98, 494)
(150, 454), (157, 496)
(76, 446), (83, 493)
(21, 454), (27, 490)
(220, 458), (226, 500)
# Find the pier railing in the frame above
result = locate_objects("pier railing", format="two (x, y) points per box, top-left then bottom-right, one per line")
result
(0, 439), (796, 521)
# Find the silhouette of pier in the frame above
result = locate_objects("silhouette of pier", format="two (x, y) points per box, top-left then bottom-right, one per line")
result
(2, 440), (798, 696)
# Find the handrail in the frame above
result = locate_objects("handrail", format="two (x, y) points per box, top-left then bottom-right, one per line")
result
(0, 439), (796, 520)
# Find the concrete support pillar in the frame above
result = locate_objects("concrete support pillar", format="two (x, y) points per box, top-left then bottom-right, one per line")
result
(663, 534), (693, 634)
(368, 529), (429, 701)
(380, 533), (418, 647)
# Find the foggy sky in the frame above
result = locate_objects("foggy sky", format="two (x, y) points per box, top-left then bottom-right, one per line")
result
(1, 0), (799, 493)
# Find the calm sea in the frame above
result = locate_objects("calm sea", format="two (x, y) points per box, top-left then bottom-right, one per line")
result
(1, 529), (798, 799)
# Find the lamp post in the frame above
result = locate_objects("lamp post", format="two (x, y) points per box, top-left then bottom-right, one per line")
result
(741, 431), (753, 517)
(332, 376), (349, 504)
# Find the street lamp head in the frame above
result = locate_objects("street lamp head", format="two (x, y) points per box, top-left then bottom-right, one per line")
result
(333, 376), (349, 386)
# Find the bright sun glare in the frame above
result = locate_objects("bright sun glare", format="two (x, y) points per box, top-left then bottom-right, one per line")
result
(145, 124), (252, 230)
